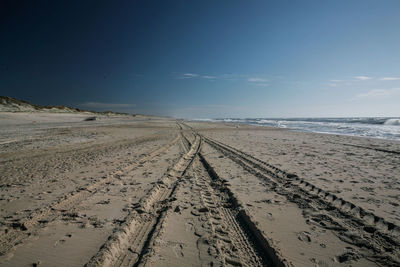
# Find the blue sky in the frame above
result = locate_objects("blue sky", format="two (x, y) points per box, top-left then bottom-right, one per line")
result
(1, 0), (400, 118)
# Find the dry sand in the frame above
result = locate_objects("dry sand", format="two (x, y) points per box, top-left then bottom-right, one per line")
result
(0, 113), (399, 266)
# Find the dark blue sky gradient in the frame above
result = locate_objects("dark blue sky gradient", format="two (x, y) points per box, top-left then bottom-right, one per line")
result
(1, 1), (400, 117)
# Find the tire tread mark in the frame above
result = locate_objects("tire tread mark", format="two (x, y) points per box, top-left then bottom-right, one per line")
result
(202, 135), (400, 266)
(85, 133), (200, 267)
(0, 135), (180, 256)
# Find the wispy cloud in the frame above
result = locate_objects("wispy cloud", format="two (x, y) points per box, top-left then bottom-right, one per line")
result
(356, 88), (400, 98)
(330, 76), (400, 82)
(248, 77), (268, 83)
(381, 77), (400, 81)
(177, 73), (217, 80)
(354, 76), (372, 81)
(247, 77), (269, 87)
(79, 102), (136, 109)
(182, 73), (199, 78)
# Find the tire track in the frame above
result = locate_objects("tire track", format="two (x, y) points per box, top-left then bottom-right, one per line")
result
(176, 125), (285, 266)
(196, 152), (286, 267)
(0, 135), (180, 256)
(193, 158), (265, 266)
(85, 133), (200, 267)
(332, 142), (400, 155)
(201, 134), (400, 266)
(133, 126), (284, 266)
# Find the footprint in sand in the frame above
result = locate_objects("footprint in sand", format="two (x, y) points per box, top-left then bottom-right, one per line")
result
(185, 220), (194, 232)
(334, 249), (360, 263)
(54, 233), (72, 247)
(297, 231), (311, 242)
(96, 199), (110, 205)
(173, 243), (184, 258)
(54, 239), (66, 247)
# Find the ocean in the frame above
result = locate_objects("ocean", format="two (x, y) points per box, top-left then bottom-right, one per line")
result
(197, 117), (400, 141)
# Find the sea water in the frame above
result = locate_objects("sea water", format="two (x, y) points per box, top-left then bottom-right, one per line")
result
(198, 117), (400, 141)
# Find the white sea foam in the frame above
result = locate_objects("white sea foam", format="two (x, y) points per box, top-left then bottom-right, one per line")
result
(384, 118), (400, 126)
(199, 117), (400, 140)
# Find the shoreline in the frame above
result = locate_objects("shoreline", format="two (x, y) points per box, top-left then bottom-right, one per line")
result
(191, 117), (400, 141)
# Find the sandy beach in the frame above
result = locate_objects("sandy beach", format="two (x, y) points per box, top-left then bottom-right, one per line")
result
(3, 0), (400, 266)
(0, 112), (399, 266)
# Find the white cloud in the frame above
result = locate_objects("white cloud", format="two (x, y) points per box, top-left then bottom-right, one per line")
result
(248, 77), (267, 83)
(356, 88), (400, 98)
(381, 77), (400, 81)
(248, 77), (269, 87)
(177, 73), (217, 79)
(183, 73), (199, 78)
(79, 102), (136, 109)
(354, 76), (372, 81)
(177, 73), (272, 83)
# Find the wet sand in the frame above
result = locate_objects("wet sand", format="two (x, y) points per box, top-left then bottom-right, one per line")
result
(0, 113), (399, 266)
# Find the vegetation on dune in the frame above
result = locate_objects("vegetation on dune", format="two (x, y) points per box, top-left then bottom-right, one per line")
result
(0, 96), (135, 116)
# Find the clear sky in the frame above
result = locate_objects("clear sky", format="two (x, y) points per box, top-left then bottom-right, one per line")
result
(1, 0), (400, 118)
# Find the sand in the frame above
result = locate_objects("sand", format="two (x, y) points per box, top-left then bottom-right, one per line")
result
(0, 112), (399, 266)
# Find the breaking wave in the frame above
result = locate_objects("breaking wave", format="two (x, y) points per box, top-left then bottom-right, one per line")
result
(384, 118), (400, 126)
(193, 117), (400, 140)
